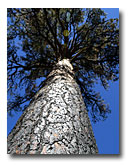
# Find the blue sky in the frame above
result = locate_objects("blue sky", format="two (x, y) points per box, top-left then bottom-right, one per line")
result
(7, 8), (119, 154)
(92, 8), (119, 154)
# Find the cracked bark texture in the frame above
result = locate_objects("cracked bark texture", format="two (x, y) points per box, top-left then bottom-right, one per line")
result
(7, 59), (98, 154)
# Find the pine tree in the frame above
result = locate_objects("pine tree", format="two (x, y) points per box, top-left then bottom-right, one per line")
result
(7, 8), (119, 154)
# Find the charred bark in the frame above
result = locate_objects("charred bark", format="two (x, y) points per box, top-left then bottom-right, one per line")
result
(7, 59), (98, 154)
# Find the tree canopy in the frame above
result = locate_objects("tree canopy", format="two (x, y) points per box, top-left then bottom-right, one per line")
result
(7, 8), (119, 122)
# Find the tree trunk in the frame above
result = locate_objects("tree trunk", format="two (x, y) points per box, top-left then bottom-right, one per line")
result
(7, 59), (98, 154)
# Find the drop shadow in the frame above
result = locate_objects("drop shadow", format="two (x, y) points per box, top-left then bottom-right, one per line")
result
(119, 10), (122, 158)
(9, 153), (120, 160)
(7, 10), (122, 160)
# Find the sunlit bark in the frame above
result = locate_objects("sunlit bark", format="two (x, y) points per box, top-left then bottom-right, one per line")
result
(7, 59), (98, 154)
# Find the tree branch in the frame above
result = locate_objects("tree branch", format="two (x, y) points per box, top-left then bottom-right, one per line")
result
(43, 9), (62, 59)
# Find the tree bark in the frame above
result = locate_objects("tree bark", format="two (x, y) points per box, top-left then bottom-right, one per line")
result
(7, 59), (98, 154)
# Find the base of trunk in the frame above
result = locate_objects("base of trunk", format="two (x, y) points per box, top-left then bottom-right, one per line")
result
(7, 59), (98, 154)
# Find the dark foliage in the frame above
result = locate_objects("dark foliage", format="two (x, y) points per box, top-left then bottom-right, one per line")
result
(7, 8), (119, 122)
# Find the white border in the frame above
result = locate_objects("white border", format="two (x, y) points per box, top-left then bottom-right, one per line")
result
(0, 0), (128, 165)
